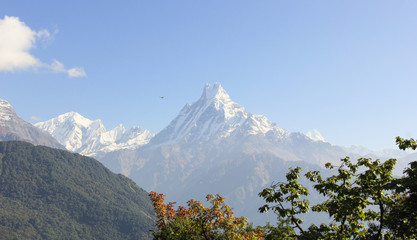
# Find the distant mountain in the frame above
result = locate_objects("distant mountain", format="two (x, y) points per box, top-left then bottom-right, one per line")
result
(99, 83), (351, 224)
(0, 141), (155, 239)
(0, 99), (63, 149)
(306, 129), (327, 142)
(393, 151), (417, 176)
(341, 144), (408, 159)
(35, 112), (154, 156)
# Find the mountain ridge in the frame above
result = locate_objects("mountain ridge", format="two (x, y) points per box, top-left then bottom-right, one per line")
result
(0, 99), (63, 149)
(35, 111), (154, 156)
(0, 141), (155, 239)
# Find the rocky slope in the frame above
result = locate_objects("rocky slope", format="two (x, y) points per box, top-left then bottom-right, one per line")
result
(0, 99), (63, 149)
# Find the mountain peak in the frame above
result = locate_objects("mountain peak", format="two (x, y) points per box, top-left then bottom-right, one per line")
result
(0, 99), (12, 109)
(306, 129), (326, 142)
(0, 99), (63, 148)
(149, 83), (289, 145)
(61, 111), (82, 118)
(35, 112), (154, 155)
(197, 83), (244, 120)
(200, 83), (231, 104)
(57, 112), (99, 127)
(0, 99), (16, 123)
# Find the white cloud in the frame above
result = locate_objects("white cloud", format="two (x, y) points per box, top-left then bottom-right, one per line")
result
(31, 116), (41, 121)
(36, 29), (51, 39)
(0, 16), (86, 78)
(50, 60), (87, 78)
(0, 16), (40, 71)
(50, 59), (66, 73)
(68, 67), (86, 78)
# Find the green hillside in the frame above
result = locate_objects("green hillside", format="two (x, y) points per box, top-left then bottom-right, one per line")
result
(0, 141), (155, 239)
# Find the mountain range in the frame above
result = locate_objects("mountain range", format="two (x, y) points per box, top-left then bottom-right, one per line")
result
(0, 83), (412, 225)
(93, 84), (363, 224)
(35, 112), (154, 156)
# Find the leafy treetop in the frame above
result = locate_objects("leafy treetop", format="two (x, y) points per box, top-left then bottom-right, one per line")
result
(149, 191), (265, 240)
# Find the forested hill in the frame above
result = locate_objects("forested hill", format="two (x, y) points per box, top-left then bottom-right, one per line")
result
(0, 141), (155, 239)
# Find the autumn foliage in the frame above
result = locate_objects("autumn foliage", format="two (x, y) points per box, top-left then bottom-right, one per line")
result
(149, 191), (265, 239)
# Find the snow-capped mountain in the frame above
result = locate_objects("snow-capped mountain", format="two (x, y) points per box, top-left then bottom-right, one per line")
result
(35, 112), (154, 156)
(306, 129), (326, 142)
(144, 83), (341, 166)
(0, 99), (15, 123)
(0, 99), (63, 148)
(8, 83), (407, 226)
(2, 83), (412, 226)
(150, 83), (289, 145)
(98, 83), (351, 225)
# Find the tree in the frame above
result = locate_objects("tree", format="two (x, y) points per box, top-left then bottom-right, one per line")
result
(149, 192), (265, 240)
(258, 137), (417, 239)
(395, 136), (417, 150)
(259, 158), (398, 239)
(383, 137), (417, 238)
(260, 218), (296, 240)
(258, 167), (310, 236)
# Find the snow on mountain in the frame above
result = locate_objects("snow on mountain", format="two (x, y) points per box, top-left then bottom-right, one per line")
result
(35, 112), (154, 156)
(98, 83), (352, 225)
(0, 99), (63, 148)
(306, 129), (326, 142)
(97, 83), (405, 225)
(0, 99), (15, 123)
(150, 83), (289, 145)
(35, 112), (105, 152)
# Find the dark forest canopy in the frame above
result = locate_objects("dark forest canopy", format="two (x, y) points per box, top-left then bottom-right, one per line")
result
(0, 141), (155, 240)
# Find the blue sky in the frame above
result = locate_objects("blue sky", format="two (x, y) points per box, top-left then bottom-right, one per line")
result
(1, 1), (417, 150)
